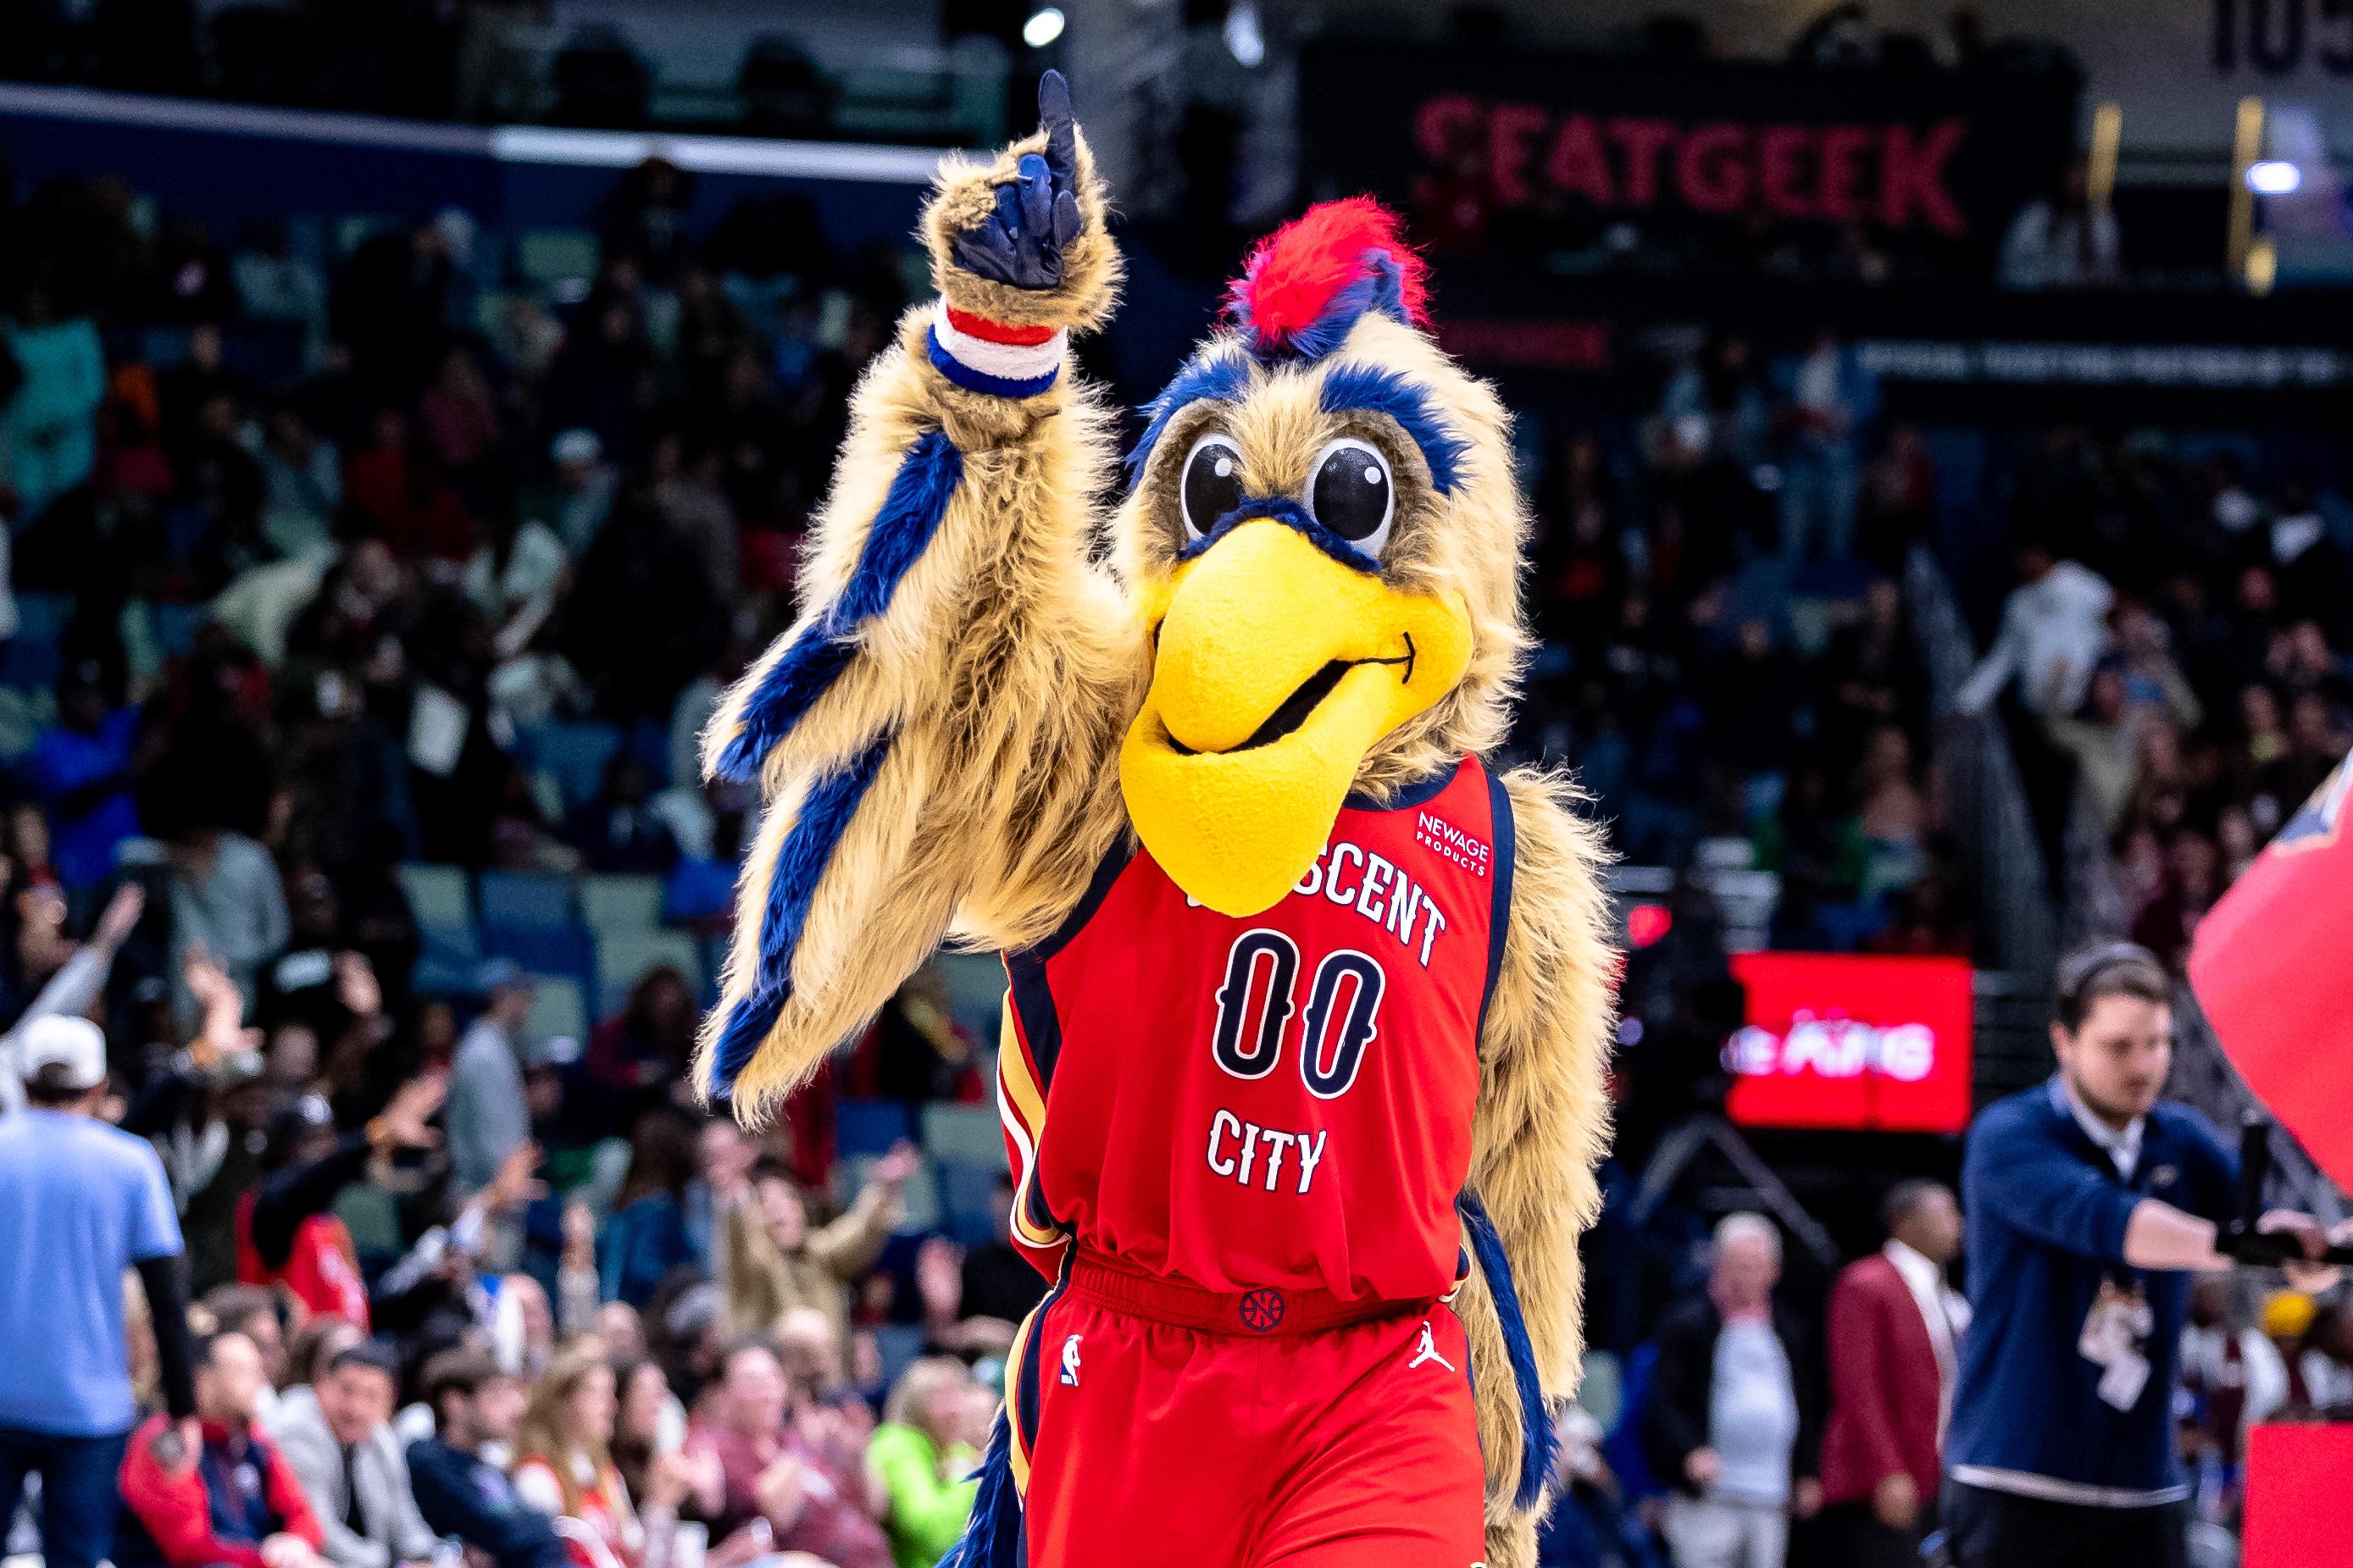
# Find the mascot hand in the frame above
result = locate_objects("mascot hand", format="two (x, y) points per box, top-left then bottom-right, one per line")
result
(952, 69), (1081, 291)
(925, 69), (1119, 335)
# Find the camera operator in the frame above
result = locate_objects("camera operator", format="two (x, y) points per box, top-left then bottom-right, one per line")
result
(1942, 941), (2337, 1568)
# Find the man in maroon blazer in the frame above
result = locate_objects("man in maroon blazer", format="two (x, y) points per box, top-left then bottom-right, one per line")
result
(1821, 1180), (1967, 1568)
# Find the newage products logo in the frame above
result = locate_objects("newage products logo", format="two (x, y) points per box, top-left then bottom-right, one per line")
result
(1415, 812), (1490, 877)
(1723, 1011), (1937, 1082)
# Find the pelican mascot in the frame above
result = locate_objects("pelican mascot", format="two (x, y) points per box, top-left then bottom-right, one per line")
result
(699, 73), (1615, 1568)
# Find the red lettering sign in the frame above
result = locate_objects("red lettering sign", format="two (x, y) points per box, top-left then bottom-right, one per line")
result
(1413, 100), (1973, 235)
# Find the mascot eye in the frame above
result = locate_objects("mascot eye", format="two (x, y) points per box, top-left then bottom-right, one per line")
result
(1179, 434), (1246, 541)
(1305, 438), (1395, 559)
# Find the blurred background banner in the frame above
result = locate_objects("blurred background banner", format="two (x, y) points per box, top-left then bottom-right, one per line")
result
(1301, 38), (2079, 278)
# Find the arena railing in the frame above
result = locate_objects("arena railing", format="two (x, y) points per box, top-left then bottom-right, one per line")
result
(1904, 545), (2059, 981)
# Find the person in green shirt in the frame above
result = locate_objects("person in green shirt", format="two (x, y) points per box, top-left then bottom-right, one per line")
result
(868, 1358), (991, 1568)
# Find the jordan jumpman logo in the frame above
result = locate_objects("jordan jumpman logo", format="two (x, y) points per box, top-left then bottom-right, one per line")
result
(1407, 1320), (1455, 1371)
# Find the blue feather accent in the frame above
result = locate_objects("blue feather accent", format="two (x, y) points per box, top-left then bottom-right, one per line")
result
(1125, 351), (1252, 484)
(939, 1408), (1024, 1568)
(712, 633), (857, 784)
(712, 431), (963, 782)
(1460, 1189), (1559, 1510)
(707, 980), (790, 1100)
(1274, 270), (1382, 362)
(1318, 363), (1469, 495)
(1178, 496), (1380, 574)
(708, 734), (893, 1094)
(1362, 250), (1410, 324)
(751, 735), (891, 994)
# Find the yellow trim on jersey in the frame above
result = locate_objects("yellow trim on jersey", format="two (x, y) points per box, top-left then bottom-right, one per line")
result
(1002, 1294), (1045, 1493)
(996, 995), (1065, 1251)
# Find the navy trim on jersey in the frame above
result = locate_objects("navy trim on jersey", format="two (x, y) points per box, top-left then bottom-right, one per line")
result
(1002, 839), (1134, 1100)
(1006, 952), (1064, 1092)
(1343, 753), (1467, 812)
(1476, 767), (1516, 1042)
(1015, 1268), (1075, 1457)
(1028, 836), (1137, 962)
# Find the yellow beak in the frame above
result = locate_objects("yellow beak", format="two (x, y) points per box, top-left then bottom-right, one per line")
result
(1119, 519), (1473, 915)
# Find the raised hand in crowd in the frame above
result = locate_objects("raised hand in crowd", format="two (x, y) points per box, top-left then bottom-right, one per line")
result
(481, 1139), (547, 1214)
(753, 1448), (810, 1530)
(641, 1443), (702, 1514)
(369, 1070), (447, 1153)
(335, 950), (384, 1019)
(871, 1140), (919, 1199)
(185, 945), (258, 1071)
(94, 881), (147, 950)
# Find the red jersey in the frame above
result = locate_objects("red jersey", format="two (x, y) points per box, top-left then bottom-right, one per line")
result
(997, 754), (1512, 1305)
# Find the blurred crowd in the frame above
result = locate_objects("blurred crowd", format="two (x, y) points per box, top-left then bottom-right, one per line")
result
(1511, 326), (1967, 961)
(1952, 434), (2352, 972)
(0, 151), (1025, 1568)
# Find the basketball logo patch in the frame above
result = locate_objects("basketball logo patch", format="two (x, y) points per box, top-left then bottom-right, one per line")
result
(1238, 1288), (1285, 1333)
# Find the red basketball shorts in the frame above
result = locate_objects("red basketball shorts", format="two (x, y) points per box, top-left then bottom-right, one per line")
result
(1004, 1251), (1488, 1568)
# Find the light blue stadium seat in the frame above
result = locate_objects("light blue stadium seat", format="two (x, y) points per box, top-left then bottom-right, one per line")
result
(479, 869), (578, 932)
(524, 721), (624, 815)
(1, 593), (71, 691)
(488, 926), (596, 997)
(935, 1157), (1002, 1246)
(837, 1100), (913, 1160)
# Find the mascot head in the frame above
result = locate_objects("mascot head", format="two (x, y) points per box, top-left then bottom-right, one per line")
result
(1114, 198), (1528, 915)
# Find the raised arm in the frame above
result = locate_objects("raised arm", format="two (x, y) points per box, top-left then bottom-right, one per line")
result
(698, 73), (1144, 1119)
(1457, 767), (1618, 1565)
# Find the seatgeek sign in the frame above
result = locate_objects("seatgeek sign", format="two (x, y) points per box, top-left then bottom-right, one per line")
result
(1299, 39), (2076, 273)
(1722, 952), (1973, 1135)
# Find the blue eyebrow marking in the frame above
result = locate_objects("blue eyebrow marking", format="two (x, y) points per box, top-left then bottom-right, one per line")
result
(1177, 496), (1379, 573)
(1125, 352), (1252, 483)
(1316, 363), (1468, 495)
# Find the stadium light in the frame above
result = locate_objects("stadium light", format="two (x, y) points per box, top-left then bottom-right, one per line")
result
(1023, 7), (1065, 47)
(2247, 158), (2302, 195)
(1224, 1), (1266, 67)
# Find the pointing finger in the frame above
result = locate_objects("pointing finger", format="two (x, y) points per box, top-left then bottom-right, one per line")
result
(1039, 69), (1077, 186)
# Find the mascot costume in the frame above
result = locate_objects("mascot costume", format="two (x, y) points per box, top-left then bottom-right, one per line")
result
(698, 72), (1617, 1568)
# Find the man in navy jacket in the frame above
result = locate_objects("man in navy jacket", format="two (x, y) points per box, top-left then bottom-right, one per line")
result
(1943, 942), (2335, 1568)
(405, 1352), (567, 1568)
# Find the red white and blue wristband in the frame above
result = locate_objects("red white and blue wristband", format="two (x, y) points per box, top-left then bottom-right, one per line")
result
(927, 299), (1066, 398)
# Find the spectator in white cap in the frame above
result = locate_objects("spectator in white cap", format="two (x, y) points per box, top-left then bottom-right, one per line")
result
(0, 1015), (201, 1568)
(546, 428), (616, 552)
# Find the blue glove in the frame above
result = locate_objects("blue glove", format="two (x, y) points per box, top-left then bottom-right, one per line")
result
(951, 70), (1085, 292)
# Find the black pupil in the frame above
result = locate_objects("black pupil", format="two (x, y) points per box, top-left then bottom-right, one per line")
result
(1312, 446), (1390, 541)
(1183, 441), (1244, 535)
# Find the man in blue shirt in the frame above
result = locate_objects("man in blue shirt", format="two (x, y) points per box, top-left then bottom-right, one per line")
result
(1943, 942), (2334, 1568)
(0, 1016), (199, 1568)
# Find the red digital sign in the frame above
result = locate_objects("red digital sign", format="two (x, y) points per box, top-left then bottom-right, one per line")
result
(1723, 952), (1974, 1134)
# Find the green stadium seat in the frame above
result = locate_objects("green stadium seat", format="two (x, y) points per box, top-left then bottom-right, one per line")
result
(580, 873), (663, 935)
(397, 863), (474, 932)
(594, 928), (702, 1017)
(920, 1102), (1002, 1166)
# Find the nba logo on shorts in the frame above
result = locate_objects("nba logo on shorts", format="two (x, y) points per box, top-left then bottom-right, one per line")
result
(1060, 1334), (1082, 1386)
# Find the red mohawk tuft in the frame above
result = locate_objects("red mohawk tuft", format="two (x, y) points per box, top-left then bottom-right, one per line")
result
(1224, 197), (1429, 357)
